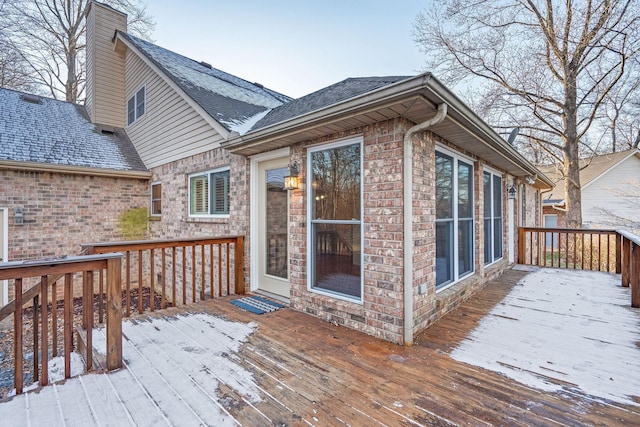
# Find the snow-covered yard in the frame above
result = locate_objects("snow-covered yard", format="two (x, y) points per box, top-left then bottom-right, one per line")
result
(451, 267), (640, 406)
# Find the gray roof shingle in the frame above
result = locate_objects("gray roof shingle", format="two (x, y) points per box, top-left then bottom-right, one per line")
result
(250, 76), (411, 132)
(120, 33), (292, 134)
(0, 88), (147, 172)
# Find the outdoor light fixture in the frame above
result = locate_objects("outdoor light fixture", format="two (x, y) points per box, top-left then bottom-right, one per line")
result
(507, 185), (517, 199)
(283, 162), (300, 191)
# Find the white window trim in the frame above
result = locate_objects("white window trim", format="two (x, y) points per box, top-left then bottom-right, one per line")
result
(127, 84), (146, 126)
(436, 149), (475, 293)
(483, 169), (504, 267)
(188, 166), (231, 218)
(306, 136), (364, 304)
(150, 181), (162, 217)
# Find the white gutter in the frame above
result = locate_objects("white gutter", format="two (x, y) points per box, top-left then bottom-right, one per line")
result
(403, 103), (448, 346)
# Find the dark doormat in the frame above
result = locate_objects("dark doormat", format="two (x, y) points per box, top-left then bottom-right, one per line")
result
(231, 295), (285, 315)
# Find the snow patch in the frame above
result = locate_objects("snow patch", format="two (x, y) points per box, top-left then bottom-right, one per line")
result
(451, 268), (640, 406)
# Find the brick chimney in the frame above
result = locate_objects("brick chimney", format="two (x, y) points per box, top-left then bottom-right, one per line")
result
(85, 1), (127, 127)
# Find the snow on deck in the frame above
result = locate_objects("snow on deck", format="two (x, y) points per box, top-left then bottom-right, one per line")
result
(0, 313), (260, 426)
(451, 267), (640, 406)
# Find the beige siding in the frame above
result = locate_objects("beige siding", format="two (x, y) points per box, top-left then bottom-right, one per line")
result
(86, 2), (126, 127)
(582, 154), (640, 231)
(124, 52), (224, 169)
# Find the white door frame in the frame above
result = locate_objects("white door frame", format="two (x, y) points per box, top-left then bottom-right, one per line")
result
(0, 207), (8, 305)
(249, 147), (291, 293)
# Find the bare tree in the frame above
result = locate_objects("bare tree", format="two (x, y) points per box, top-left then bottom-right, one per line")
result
(413, 0), (640, 228)
(1, 0), (154, 102)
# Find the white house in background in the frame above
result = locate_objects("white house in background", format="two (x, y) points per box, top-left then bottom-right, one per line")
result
(538, 149), (640, 233)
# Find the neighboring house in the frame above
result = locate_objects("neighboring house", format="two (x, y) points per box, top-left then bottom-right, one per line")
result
(0, 87), (150, 305)
(0, 1), (553, 344)
(538, 149), (640, 233)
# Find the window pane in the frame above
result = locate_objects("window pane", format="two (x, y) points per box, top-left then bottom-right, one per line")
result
(493, 175), (502, 218)
(483, 172), (491, 218)
(189, 175), (208, 214)
(151, 183), (161, 215)
(136, 87), (145, 118)
(312, 223), (361, 298)
(210, 171), (229, 214)
(484, 218), (491, 264)
(311, 143), (361, 220)
(266, 167), (288, 278)
(494, 218), (503, 259)
(458, 162), (472, 218)
(436, 153), (453, 219)
(127, 97), (135, 125)
(458, 219), (473, 276)
(436, 221), (453, 288)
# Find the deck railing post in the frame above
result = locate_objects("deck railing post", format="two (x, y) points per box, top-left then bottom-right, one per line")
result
(615, 233), (622, 274)
(234, 236), (245, 294)
(631, 243), (639, 309)
(622, 237), (630, 288)
(106, 256), (123, 371)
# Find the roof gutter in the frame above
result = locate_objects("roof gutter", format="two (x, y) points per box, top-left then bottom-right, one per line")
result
(402, 102), (448, 346)
(0, 160), (151, 179)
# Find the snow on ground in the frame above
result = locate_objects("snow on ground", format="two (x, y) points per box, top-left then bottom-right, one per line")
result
(451, 268), (640, 406)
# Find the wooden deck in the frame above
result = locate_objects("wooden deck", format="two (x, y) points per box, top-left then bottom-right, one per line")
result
(1, 268), (639, 426)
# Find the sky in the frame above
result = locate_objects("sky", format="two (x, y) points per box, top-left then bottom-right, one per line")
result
(145, 0), (428, 99)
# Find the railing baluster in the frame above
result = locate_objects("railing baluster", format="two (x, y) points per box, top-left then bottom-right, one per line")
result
(150, 248), (155, 312)
(64, 273), (72, 379)
(84, 271), (93, 372)
(33, 295), (39, 383)
(226, 243), (231, 295)
(98, 269), (104, 324)
(192, 245), (196, 303)
(218, 244), (223, 295)
(162, 248), (166, 309)
(40, 275), (49, 387)
(126, 251), (131, 317)
(210, 244), (215, 298)
(138, 250), (143, 314)
(623, 237), (631, 287)
(182, 246), (186, 305)
(51, 279), (58, 357)
(172, 247), (176, 308)
(14, 278), (23, 395)
(201, 245), (205, 301)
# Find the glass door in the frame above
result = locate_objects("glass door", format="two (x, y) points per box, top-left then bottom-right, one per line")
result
(257, 158), (290, 297)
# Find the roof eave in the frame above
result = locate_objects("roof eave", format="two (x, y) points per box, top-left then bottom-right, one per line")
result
(223, 73), (553, 188)
(0, 160), (151, 179)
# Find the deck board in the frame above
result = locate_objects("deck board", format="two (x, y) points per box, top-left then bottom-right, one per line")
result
(1, 267), (638, 426)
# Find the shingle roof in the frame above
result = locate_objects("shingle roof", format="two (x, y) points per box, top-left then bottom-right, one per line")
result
(120, 33), (292, 134)
(250, 76), (411, 132)
(0, 88), (147, 172)
(538, 149), (640, 203)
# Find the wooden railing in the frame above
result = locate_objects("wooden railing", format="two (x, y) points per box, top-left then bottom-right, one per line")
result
(82, 236), (244, 317)
(518, 227), (620, 272)
(0, 254), (123, 395)
(518, 227), (639, 308)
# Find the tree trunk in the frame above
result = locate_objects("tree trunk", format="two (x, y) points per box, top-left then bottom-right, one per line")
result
(563, 74), (583, 229)
(65, 34), (77, 103)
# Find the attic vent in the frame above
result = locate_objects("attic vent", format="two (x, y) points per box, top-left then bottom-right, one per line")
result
(252, 82), (264, 89)
(199, 61), (212, 69)
(20, 94), (42, 104)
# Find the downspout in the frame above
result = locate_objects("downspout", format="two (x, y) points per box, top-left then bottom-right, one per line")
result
(403, 103), (448, 346)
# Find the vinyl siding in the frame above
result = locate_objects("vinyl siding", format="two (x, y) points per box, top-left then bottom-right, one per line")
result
(124, 51), (224, 169)
(86, 3), (126, 127)
(582, 154), (640, 230)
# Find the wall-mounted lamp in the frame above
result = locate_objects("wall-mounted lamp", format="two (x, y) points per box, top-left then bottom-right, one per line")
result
(507, 185), (517, 200)
(283, 162), (300, 191)
(525, 175), (537, 185)
(14, 207), (24, 225)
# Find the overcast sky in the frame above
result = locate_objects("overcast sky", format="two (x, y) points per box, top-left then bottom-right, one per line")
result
(145, 0), (428, 99)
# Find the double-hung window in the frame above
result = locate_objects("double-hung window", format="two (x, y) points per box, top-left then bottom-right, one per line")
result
(483, 170), (503, 264)
(189, 168), (230, 216)
(435, 149), (474, 290)
(127, 86), (146, 126)
(308, 138), (363, 301)
(150, 182), (162, 216)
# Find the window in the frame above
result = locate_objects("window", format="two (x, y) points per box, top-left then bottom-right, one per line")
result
(484, 170), (503, 265)
(435, 150), (474, 290)
(189, 168), (230, 216)
(308, 138), (362, 301)
(150, 182), (162, 216)
(127, 86), (146, 125)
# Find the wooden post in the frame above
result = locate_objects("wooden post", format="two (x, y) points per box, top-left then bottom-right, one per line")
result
(106, 257), (123, 371)
(622, 237), (630, 288)
(83, 270), (93, 372)
(40, 275), (48, 387)
(33, 295), (39, 383)
(64, 273), (72, 379)
(616, 232), (622, 274)
(14, 278), (23, 395)
(632, 243), (640, 309)
(234, 236), (245, 294)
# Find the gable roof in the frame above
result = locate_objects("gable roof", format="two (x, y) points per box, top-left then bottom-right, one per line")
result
(538, 149), (640, 204)
(0, 87), (148, 176)
(118, 33), (292, 135)
(251, 76), (410, 131)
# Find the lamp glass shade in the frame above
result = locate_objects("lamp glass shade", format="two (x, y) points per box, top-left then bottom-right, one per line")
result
(283, 175), (299, 190)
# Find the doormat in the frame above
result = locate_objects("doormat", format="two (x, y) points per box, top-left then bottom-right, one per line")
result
(231, 295), (285, 315)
